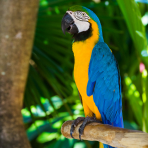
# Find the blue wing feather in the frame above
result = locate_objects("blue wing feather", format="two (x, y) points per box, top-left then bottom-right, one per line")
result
(87, 42), (123, 128)
(87, 42), (124, 148)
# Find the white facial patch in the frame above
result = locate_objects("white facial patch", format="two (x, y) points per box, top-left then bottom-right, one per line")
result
(67, 11), (90, 33)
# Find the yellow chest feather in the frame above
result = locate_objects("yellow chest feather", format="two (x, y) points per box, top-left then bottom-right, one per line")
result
(72, 19), (101, 118)
(72, 19), (99, 97)
(72, 41), (95, 96)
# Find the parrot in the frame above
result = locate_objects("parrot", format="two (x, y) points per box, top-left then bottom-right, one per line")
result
(61, 5), (124, 148)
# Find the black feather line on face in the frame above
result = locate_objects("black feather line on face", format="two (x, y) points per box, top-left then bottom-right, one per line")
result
(74, 11), (90, 22)
(73, 23), (92, 42)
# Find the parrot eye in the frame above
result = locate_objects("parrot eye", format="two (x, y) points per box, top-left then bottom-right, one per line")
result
(82, 12), (85, 16)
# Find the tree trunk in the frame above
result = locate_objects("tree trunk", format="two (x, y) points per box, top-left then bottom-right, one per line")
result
(0, 1), (39, 148)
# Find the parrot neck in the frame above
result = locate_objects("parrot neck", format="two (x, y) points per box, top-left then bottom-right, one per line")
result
(72, 19), (100, 58)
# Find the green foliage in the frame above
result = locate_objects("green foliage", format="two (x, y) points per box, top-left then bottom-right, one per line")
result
(124, 76), (143, 127)
(117, 0), (148, 64)
(23, 0), (148, 147)
(117, 0), (148, 133)
(141, 69), (148, 132)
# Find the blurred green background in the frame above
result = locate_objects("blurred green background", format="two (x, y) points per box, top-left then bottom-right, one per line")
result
(22, 0), (148, 148)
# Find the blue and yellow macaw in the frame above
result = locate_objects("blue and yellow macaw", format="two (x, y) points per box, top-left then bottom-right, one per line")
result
(61, 5), (123, 148)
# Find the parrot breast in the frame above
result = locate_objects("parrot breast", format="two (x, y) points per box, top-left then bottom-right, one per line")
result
(72, 19), (101, 119)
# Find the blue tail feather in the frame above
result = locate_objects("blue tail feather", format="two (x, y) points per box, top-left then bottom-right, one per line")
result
(103, 144), (114, 148)
(102, 113), (123, 148)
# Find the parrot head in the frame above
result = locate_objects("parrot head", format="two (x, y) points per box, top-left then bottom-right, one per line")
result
(61, 5), (104, 42)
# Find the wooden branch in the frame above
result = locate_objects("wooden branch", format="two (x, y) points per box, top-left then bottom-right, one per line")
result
(61, 120), (148, 148)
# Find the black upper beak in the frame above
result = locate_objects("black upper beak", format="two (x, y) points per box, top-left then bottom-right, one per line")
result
(61, 13), (78, 35)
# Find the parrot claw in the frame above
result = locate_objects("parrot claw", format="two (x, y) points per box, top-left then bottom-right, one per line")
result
(79, 132), (82, 141)
(78, 117), (102, 140)
(70, 117), (85, 138)
(70, 130), (74, 139)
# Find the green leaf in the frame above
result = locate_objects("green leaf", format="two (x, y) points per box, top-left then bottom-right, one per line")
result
(37, 132), (58, 143)
(27, 120), (57, 141)
(117, 0), (148, 64)
(124, 76), (143, 127)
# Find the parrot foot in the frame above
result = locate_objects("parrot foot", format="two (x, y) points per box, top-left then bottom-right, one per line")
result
(70, 117), (85, 138)
(79, 117), (102, 140)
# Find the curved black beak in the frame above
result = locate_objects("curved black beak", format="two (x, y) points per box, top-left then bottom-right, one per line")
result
(61, 13), (78, 35)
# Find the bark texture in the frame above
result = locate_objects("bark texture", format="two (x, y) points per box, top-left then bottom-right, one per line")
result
(0, 1), (39, 148)
(61, 120), (148, 148)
